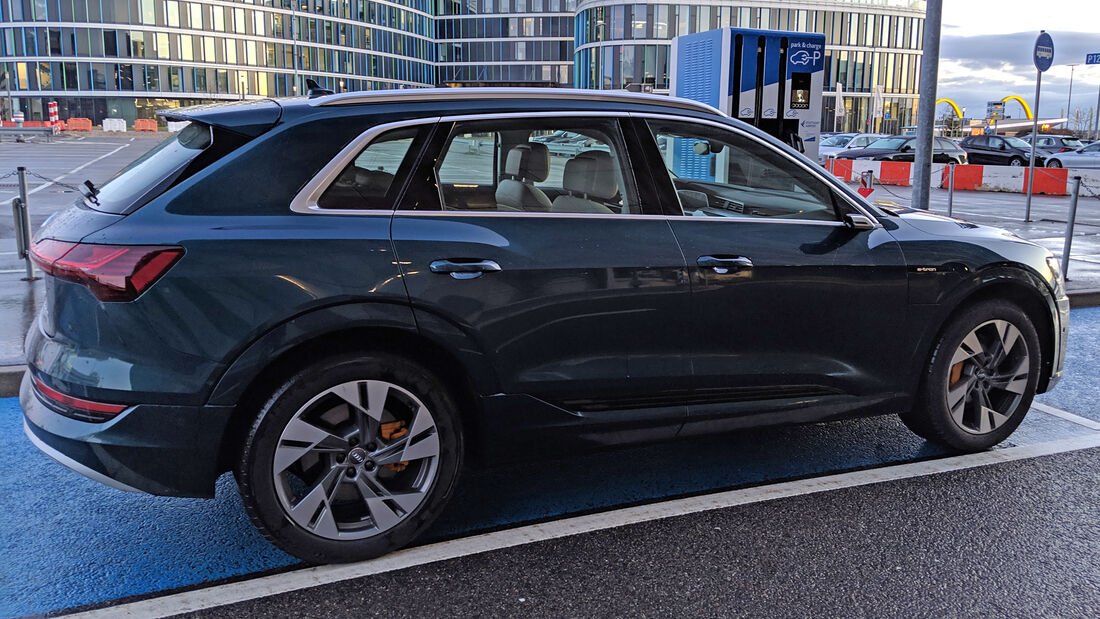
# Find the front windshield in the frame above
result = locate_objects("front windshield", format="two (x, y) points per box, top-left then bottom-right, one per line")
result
(867, 137), (909, 150)
(1005, 137), (1032, 149)
(820, 135), (853, 147)
(87, 122), (212, 214)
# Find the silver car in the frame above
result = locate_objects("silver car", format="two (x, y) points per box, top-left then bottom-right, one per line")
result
(819, 133), (889, 164)
(1046, 142), (1100, 168)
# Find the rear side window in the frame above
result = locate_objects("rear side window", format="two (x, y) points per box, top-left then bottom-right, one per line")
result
(87, 122), (246, 214)
(316, 127), (421, 210)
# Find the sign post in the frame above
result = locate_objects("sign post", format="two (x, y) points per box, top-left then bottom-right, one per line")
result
(1088, 53), (1100, 141)
(834, 82), (845, 132)
(1025, 31), (1054, 223)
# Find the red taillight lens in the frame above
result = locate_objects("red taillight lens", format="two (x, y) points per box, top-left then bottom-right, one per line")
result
(33, 377), (127, 421)
(30, 240), (183, 302)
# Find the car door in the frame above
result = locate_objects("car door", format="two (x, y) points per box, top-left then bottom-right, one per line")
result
(1064, 142), (1100, 168)
(390, 113), (692, 430)
(634, 116), (909, 427)
(966, 136), (990, 164)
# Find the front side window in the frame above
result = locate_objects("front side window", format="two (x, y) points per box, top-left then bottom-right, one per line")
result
(316, 127), (420, 210)
(647, 119), (840, 221)
(427, 118), (637, 215)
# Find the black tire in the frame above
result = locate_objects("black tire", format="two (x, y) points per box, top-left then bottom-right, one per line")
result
(236, 352), (463, 564)
(1047, 160), (1062, 168)
(1008, 157), (1025, 167)
(901, 300), (1041, 452)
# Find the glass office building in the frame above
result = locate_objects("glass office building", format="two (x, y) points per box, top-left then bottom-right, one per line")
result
(436, 0), (574, 87)
(575, 0), (927, 134)
(3, 0), (923, 132)
(1, 0), (437, 122)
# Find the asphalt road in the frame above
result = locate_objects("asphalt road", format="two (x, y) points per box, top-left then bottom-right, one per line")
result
(186, 448), (1100, 619)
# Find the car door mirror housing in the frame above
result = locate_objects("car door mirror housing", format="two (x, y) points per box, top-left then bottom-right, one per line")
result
(845, 213), (876, 230)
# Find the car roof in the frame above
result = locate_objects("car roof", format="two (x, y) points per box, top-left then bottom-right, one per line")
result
(307, 87), (725, 117)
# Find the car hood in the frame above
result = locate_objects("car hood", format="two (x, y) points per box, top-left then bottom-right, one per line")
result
(836, 147), (899, 159)
(878, 204), (1027, 242)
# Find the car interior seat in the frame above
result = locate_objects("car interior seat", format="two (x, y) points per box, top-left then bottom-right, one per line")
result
(496, 143), (553, 212)
(551, 150), (618, 214)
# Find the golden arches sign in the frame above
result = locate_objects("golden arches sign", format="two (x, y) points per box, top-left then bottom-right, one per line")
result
(936, 98), (963, 118)
(1001, 95), (1033, 120)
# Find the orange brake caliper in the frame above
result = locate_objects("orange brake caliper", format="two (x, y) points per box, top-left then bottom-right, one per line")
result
(949, 362), (964, 387)
(380, 421), (409, 472)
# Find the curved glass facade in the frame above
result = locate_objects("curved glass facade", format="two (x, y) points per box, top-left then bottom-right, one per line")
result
(435, 0), (574, 86)
(1, 0), (436, 122)
(574, 0), (926, 133)
(2, 0), (925, 132)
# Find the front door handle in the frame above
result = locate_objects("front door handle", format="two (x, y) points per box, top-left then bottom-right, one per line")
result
(429, 259), (502, 280)
(697, 255), (753, 274)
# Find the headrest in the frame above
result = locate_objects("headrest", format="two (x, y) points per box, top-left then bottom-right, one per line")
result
(562, 150), (618, 200)
(504, 143), (550, 182)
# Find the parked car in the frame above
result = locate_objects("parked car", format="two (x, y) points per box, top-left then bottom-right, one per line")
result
(22, 88), (1066, 564)
(835, 136), (968, 164)
(818, 132), (887, 163)
(1045, 141), (1100, 168)
(959, 135), (1045, 167)
(1025, 134), (1084, 155)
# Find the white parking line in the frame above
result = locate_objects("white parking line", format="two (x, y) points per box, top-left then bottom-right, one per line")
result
(1031, 402), (1100, 430)
(27, 144), (129, 195)
(68, 433), (1100, 619)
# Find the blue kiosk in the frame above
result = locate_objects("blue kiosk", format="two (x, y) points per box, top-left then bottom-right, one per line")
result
(670, 28), (826, 162)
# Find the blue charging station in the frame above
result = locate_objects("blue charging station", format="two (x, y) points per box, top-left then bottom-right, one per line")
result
(670, 28), (826, 162)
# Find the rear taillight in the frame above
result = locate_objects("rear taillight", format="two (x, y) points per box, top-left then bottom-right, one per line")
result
(33, 377), (127, 422)
(30, 240), (183, 302)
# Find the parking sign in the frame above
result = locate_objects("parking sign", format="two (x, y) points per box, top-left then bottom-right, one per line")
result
(1087, 53), (1100, 65)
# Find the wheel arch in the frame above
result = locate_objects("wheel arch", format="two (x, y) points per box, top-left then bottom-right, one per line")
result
(922, 264), (1058, 396)
(207, 304), (497, 475)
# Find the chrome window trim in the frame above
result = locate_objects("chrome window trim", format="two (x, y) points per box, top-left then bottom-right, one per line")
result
(629, 112), (884, 228)
(290, 109), (876, 228)
(289, 116), (441, 215)
(311, 88), (727, 118)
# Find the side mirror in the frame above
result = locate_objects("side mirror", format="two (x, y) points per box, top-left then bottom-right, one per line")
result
(844, 213), (876, 230)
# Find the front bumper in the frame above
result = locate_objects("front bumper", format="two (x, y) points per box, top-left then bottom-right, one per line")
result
(1046, 293), (1069, 392)
(21, 372), (235, 498)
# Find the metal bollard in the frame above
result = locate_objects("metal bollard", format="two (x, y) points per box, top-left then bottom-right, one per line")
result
(1061, 176), (1082, 280)
(13, 166), (36, 280)
(947, 162), (956, 217)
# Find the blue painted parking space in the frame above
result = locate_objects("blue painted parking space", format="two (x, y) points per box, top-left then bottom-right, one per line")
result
(2, 308), (1097, 618)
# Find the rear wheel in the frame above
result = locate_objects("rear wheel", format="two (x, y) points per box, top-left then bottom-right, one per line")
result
(1009, 157), (1025, 167)
(901, 300), (1040, 451)
(236, 352), (463, 563)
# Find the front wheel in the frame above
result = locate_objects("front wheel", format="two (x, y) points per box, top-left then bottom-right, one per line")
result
(1047, 160), (1062, 168)
(236, 352), (463, 563)
(1009, 157), (1025, 167)
(901, 300), (1040, 452)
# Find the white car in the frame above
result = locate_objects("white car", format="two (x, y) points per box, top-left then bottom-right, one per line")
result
(1045, 142), (1100, 168)
(819, 133), (889, 164)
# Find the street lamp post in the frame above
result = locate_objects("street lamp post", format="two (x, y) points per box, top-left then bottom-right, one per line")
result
(239, 73), (246, 100)
(1067, 63), (1078, 130)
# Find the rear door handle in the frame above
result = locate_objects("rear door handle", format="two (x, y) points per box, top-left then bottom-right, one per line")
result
(697, 255), (753, 274)
(429, 259), (502, 280)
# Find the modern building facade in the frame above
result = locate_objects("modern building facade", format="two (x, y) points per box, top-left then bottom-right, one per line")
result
(3, 0), (923, 132)
(575, 0), (926, 134)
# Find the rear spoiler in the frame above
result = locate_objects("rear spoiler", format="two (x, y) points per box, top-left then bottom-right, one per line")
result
(158, 99), (282, 138)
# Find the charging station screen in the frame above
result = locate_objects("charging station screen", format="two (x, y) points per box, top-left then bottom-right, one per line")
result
(790, 73), (811, 109)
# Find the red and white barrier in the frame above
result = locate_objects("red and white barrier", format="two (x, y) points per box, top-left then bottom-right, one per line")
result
(825, 159), (1100, 196)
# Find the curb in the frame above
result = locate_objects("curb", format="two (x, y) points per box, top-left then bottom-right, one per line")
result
(1, 364), (25, 399)
(1069, 288), (1100, 309)
(1, 291), (1097, 400)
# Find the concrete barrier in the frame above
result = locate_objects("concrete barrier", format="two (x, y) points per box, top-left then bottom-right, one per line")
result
(832, 160), (1100, 196)
(102, 118), (127, 132)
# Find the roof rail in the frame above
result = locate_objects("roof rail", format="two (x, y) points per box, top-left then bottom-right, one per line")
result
(310, 87), (726, 117)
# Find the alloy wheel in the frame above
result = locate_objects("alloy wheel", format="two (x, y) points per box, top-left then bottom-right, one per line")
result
(273, 380), (440, 540)
(1010, 158), (1023, 166)
(945, 319), (1030, 435)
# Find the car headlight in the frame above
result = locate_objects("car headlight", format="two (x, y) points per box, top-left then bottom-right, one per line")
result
(1046, 256), (1066, 298)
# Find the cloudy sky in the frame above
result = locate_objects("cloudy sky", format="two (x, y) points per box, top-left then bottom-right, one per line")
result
(938, 1), (1100, 124)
